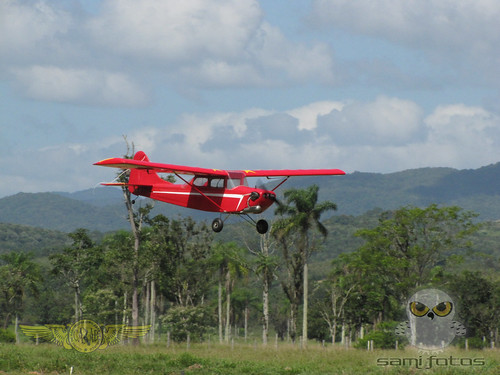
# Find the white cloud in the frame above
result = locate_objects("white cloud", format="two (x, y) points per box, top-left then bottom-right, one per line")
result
(11, 66), (148, 106)
(1, 97), (499, 196)
(87, 0), (263, 63)
(310, 0), (500, 85)
(1, 0), (338, 104)
(245, 22), (337, 85)
(311, 0), (500, 51)
(287, 101), (345, 130)
(86, 1), (337, 88)
(117, 98), (498, 175)
(422, 104), (500, 167)
(317, 96), (423, 146)
(0, 0), (73, 64)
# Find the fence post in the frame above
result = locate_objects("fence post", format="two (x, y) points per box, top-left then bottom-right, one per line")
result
(167, 331), (170, 348)
(187, 334), (190, 350)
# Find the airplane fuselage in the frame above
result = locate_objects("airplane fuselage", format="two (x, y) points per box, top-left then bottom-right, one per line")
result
(129, 179), (276, 214)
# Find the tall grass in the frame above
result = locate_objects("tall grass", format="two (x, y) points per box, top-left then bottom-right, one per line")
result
(0, 342), (497, 374)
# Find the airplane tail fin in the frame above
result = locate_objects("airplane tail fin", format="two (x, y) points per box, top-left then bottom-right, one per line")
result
(128, 151), (167, 196)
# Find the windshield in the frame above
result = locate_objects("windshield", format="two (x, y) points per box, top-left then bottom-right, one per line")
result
(227, 171), (247, 188)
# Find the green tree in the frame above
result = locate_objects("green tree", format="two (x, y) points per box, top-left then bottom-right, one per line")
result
(272, 185), (337, 342)
(118, 138), (154, 336)
(355, 205), (479, 302)
(0, 252), (41, 335)
(449, 271), (499, 343)
(211, 242), (248, 343)
(148, 216), (213, 308)
(248, 232), (279, 345)
(161, 305), (214, 342)
(334, 205), (480, 332)
(50, 229), (100, 323)
(315, 255), (359, 344)
(144, 216), (213, 341)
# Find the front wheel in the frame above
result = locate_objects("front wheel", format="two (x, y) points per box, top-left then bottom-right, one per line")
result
(256, 219), (269, 234)
(212, 218), (224, 233)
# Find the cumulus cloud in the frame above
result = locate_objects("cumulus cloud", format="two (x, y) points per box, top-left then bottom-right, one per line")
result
(108, 99), (496, 184)
(422, 104), (500, 167)
(87, 0), (263, 63)
(316, 96), (423, 146)
(310, 0), (500, 52)
(1, 97), (499, 196)
(310, 0), (500, 84)
(123, 98), (500, 174)
(287, 101), (345, 130)
(11, 66), (149, 106)
(0, 0), (74, 64)
(1, 0), (338, 105)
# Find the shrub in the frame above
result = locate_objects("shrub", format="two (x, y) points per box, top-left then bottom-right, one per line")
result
(0, 328), (16, 343)
(354, 322), (404, 350)
(455, 336), (488, 350)
(160, 305), (215, 342)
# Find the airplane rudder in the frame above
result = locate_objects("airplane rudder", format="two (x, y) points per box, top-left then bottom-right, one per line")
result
(133, 150), (149, 162)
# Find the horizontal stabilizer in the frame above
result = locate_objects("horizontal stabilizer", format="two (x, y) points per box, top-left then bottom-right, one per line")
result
(101, 182), (127, 186)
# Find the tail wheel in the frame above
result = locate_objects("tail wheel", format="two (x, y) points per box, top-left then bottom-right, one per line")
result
(212, 218), (224, 233)
(256, 219), (269, 234)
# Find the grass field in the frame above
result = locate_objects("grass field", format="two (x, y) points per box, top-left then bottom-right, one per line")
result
(0, 342), (498, 374)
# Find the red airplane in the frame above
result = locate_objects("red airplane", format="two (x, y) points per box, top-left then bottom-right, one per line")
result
(95, 151), (345, 234)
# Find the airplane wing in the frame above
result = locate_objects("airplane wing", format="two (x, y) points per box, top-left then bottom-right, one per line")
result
(94, 157), (228, 177)
(95, 152), (345, 178)
(240, 168), (345, 177)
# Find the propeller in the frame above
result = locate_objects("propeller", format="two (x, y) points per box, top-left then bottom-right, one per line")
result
(264, 192), (282, 206)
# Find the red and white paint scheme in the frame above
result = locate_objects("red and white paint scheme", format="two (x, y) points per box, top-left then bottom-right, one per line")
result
(95, 151), (345, 234)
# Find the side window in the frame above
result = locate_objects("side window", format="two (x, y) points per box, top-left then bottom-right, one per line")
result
(229, 178), (241, 188)
(193, 177), (208, 186)
(210, 178), (225, 188)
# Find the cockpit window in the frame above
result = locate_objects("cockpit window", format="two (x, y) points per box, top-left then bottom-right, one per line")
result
(210, 178), (225, 188)
(227, 172), (247, 188)
(193, 177), (208, 186)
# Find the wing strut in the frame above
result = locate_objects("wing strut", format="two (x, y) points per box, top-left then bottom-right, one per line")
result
(271, 176), (290, 191)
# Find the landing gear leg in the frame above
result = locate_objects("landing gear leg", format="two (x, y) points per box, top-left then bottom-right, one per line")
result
(256, 219), (269, 234)
(212, 218), (224, 233)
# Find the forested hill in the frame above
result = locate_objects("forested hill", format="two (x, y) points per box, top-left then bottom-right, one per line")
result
(292, 161), (500, 219)
(0, 162), (499, 231)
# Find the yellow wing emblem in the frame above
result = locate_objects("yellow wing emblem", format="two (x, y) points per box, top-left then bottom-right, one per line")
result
(19, 324), (72, 349)
(100, 324), (151, 349)
(20, 321), (151, 352)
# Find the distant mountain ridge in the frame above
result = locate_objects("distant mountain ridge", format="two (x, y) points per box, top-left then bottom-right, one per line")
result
(0, 162), (499, 232)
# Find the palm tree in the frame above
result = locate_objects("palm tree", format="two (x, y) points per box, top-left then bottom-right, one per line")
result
(272, 185), (337, 344)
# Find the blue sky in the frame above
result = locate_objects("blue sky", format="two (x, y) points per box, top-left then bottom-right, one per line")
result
(1, 0), (499, 197)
